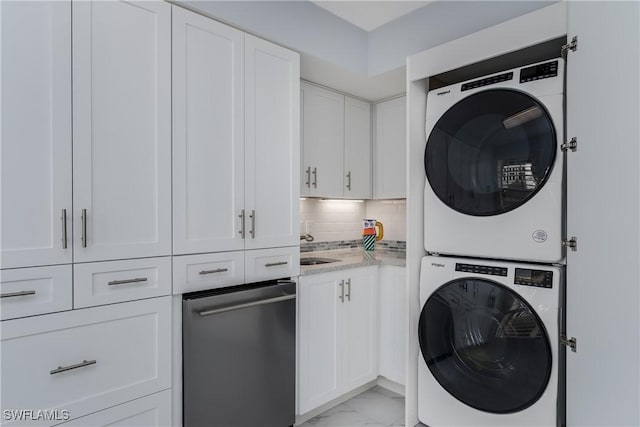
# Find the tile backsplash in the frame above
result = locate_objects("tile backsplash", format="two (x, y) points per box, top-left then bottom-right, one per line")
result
(300, 199), (406, 243)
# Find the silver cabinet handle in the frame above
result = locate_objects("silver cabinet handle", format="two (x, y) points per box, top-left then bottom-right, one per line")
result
(199, 268), (228, 275)
(312, 168), (317, 188)
(345, 278), (351, 302)
(239, 209), (245, 239)
(338, 280), (345, 303)
(198, 294), (295, 317)
(0, 290), (36, 298)
(61, 209), (68, 249)
(346, 171), (352, 191)
(249, 210), (255, 238)
(81, 209), (87, 248)
(107, 277), (147, 286)
(305, 166), (311, 188)
(50, 359), (96, 375)
(265, 261), (288, 267)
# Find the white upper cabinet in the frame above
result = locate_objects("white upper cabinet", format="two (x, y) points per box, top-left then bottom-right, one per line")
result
(1, 1), (72, 269)
(301, 83), (345, 198)
(172, 6), (245, 255)
(244, 34), (300, 250)
(301, 83), (372, 199)
(344, 98), (372, 199)
(374, 96), (406, 199)
(72, 1), (172, 263)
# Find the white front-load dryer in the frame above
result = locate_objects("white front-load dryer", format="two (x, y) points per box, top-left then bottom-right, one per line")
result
(418, 255), (564, 426)
(424, 59), (565, 263)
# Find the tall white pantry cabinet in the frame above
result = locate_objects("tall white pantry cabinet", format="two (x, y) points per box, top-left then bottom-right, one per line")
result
(1, 1), (300, 426)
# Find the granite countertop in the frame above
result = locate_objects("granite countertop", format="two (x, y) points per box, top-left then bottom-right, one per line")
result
(300, 248), (406, 275)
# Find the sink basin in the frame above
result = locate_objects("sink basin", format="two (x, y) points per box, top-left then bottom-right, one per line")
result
(300, 257), (340, 266)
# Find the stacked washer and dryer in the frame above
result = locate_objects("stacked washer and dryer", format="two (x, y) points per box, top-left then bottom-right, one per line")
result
(419, 59), (566, 426)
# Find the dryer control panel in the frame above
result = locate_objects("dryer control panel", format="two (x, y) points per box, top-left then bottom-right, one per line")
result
(514, 268), (553, 288)
(519, 60), (559, 83)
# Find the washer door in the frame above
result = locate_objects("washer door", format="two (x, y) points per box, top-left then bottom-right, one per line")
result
(425, 89), (556, 216)
(418, 278), (552, 414)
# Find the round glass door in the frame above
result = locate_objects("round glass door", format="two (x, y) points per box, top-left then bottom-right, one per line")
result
(418, 278), (552, 414)
(425, 89), (556, 216)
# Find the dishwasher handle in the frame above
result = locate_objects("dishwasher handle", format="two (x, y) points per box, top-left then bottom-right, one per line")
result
(198, 294), (295, 317)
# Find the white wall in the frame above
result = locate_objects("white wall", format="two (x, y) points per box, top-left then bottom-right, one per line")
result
(299, 199), (406, 243)
(368, 0), (556, 75)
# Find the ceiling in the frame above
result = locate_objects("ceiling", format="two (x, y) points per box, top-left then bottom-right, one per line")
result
(311, 1), (433, 31)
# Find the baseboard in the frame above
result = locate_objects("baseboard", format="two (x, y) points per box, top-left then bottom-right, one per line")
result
(377, 376), (405, 396)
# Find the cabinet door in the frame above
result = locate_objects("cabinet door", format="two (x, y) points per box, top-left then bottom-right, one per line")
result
(565, 2), (640, 426)
(344, 97), (372, 199)
(172, 7), (245, 255)
(374, 96), (406, 199)
(1, 1), (72, 269)
(342, 266), (378, 392)
(245, 35), (300, 250)
(301, 83), (344, 198)
(72, 1), (171, 262)
(379, 266), (407, 385)
(298, 272), (343, 414)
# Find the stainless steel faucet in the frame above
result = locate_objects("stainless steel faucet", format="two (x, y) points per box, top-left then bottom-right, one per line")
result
(300, 233), (314, 242)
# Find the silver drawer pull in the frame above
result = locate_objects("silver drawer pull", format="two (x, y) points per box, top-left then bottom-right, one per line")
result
(199, 294), (295, 317)
(61, 209), (68, 249)
(107, 277), (148, 286)
(50, 359), (96, 375)
(0, 290), (36, 298)
(265, 261), (288, 267)
(81, 209), (88, 248)
(199, 268), (228, 275)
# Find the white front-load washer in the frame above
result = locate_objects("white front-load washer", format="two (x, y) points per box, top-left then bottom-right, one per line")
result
(418, 255), (564, 426)
(424, 59), (565, 263)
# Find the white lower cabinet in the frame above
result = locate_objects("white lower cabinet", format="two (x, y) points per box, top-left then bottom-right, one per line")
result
(57, 390), (171, 427)
(0, 265), (72, 321)
(245, 246), (300, 283)
(73, 257), (172, 309)
(298, 266), (378, 414)
(0, 297), (171, 426)
(378, 266), (407, 386)
(173, 251), (245, 295)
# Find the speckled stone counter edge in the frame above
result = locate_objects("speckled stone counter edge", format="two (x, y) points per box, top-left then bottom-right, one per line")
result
(300, 247), (406, 275)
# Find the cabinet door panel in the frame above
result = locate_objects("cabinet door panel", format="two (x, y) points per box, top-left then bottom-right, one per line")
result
(344, 97), (372, 199)
(301, 83), (344, 198)
(1, 1), (72, 268)
(298, 272), (343, 414)
(245, 35), (300, 249)
(374, 96), (406, 199)
(72, 1), (171, 262)
(342, 267), (378, 392)
(172, 6), (245, 254)
(565, 2), (640, 426)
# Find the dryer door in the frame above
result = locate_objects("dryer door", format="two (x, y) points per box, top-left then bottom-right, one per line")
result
(425, 89), (556, 216)
(418, 278), (552, 413)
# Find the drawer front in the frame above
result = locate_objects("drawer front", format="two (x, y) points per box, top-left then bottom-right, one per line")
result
(74, 257), (171, 309)
(173, 251), (244, 295)
(0, 265), (72, 321)
(56, 390), (171, 427)
(0, 297), (171, 426)
(245, 246), (300, 283)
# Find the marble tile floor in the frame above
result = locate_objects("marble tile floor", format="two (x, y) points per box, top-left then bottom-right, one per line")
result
(297, 386), (405, 427)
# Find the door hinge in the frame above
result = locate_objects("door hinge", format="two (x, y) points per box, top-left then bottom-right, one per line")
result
(561, 137), (577, 152)
(560, 335), (577, 352)
(562, 236), (578, 251)
(561, 36), (578, 58)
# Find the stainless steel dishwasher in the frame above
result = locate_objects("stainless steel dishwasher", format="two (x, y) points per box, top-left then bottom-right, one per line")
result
(182, 280), (296, 427)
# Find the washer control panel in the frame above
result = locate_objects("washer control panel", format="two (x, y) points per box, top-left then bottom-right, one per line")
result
(514, 268), (553, 288)
(455, 263), (507, 277)
(519, 60), (558, 83)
